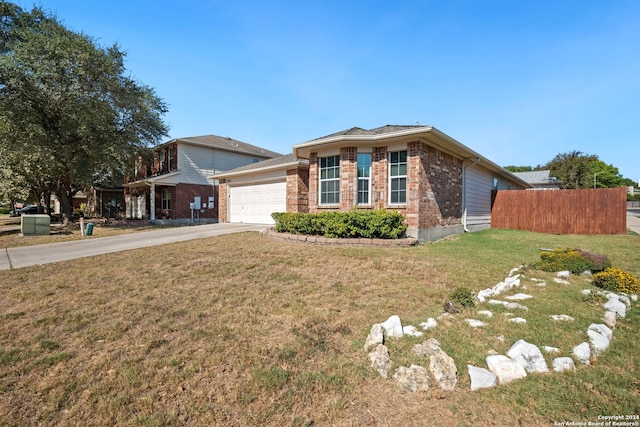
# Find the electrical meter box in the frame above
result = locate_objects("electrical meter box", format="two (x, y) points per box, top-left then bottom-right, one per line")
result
(21, 214), (50, 236)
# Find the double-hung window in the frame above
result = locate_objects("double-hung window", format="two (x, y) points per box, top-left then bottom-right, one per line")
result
(357, 153), (371, 205)
(319, 155), (340, 204)
(389, 151), (407, 204)
(161, 188), (171, 210)
(159, 151), (166, 172)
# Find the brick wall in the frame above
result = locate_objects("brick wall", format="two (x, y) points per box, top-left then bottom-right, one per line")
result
(218, 180), (228, 222)
(174, 183), (217, 219)
(408, 142), (462, 228)
(340, 147), (357, 211)
(287, 167), (309, 213)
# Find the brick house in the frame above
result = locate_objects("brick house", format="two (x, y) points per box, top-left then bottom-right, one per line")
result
(214, 125), (530, 241)
(124, 135), (280, 222)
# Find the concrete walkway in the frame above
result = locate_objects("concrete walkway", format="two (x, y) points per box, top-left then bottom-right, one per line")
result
(628, 209), (640, 235)
(0, 223), (268, 271)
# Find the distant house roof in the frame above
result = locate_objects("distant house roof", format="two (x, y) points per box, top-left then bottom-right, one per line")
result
(159, 135), (281, 159)
(512, 170), (562, 188)
(211, 153), (308, 179)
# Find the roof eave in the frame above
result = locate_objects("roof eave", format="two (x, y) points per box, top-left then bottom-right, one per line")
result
(293, 126), (434, 158)
(211, 159), (309, 180)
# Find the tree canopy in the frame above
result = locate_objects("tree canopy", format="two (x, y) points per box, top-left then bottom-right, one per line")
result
(505, 150), (631, 190)
(0, 1), (168, 222)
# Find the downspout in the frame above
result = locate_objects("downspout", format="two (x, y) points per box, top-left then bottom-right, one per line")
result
(462, 157), (480, 232)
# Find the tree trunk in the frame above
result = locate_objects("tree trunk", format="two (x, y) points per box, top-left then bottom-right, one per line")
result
(58, 183), (73, 226)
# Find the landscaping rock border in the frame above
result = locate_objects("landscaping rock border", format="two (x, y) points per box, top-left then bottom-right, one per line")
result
(365, 266), (636, 393)
(266, 228), (419, 247)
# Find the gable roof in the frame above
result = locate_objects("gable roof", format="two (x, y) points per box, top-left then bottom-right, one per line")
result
(293, 125), (531, 188)
(211, 153), (308, 179)
(158, 135), (281, 158)
(312, 124), (426, 140)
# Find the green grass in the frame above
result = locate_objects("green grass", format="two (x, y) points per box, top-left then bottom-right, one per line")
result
(0, 228), (638, 426)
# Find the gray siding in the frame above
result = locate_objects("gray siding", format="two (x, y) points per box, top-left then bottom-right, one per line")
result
(464, 165), (493, 228)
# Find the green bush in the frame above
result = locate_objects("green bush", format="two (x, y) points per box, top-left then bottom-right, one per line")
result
(448, 287), (476, 309)
(532, 248), (611, 274)
(593, 267), (640, 295)
(0, 207), (10, 215)
(271, 209), (407, 239)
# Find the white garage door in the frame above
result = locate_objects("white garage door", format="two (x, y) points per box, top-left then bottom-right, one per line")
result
(229, 181), (286, 224)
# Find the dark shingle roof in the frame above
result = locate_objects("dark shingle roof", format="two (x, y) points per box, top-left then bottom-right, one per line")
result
(163, 135), (281, 158)
(311, 125), (428, 141)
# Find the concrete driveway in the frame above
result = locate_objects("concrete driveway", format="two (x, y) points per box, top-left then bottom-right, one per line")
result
(0, 223), (268, 271)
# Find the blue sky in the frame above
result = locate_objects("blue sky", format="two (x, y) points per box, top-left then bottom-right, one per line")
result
(17, 1), (640, 181)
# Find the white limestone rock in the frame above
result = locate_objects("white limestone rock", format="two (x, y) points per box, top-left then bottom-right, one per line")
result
(507, 339), (549, 374)
(403, 325), (423, 337)
(508, 267), (521, 277)
(486, 354), (527, 384)
(412, 338), (442, 357)
(588, 323), (613, 341)
(477, 310), (493, 318)
(603, 298), (626, 318)
(550, 314), (574, 322)
(557, 271), (571, 280)
(581, 289), (592, 296)
(381, 315), (404, 338)
(505, 275), (521, 286)
(505, 293), (533, 301)
(369, 344), (392, 378)
(420, 318), (438, 331)
(587, 329), (610, 356)
(553, 278), (571, 285)
(543, 346), (560, 353)
(392, 364), (430, 393)
(617, 294), (631, 307)
(467, 364), (497, 391)
(508, 317), (527, 324)
(464, 319), (485, 328)
(364, 323), (384, 352)
(429, 350), (458, 391)
(476, 288), (494, 302)
(552, 357), (576, 372)
(572, 342), (591, 365)
(603, 311), (617, 328)
(505, 302), (529, 311)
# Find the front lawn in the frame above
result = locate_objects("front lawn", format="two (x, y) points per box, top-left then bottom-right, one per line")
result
(0, 229), (638, 426)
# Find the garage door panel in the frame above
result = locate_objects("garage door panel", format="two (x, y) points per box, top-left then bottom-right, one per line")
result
(229, 181), (286, 224)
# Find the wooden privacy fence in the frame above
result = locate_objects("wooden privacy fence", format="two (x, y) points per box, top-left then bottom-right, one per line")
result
(491, 187), (627, 235)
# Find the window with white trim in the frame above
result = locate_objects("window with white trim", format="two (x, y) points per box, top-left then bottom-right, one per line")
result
(389, 150), (407, 204)
(161, 188), (171, 210)
(357, 153), (371, 205)
(319, 155), (340, 204)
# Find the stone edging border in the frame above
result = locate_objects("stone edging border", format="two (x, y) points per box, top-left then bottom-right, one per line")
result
(265, 228), (419, 247)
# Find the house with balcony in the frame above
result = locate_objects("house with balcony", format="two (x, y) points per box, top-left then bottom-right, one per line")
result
(124, 135), (280, 221)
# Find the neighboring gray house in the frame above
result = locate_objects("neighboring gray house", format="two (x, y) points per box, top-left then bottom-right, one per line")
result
(512, 170), (562, 189)
(125, 135), (280, 221)
(214, 125), (531, 241)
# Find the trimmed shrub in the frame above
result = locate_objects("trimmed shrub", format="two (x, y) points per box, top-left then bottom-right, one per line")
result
(593, 267), (640, 295)
(532, 248), (610, 274)
(271, 209), (407, 239)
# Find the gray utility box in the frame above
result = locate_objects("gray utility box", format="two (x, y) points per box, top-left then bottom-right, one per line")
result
(21, 214), (50, 236)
